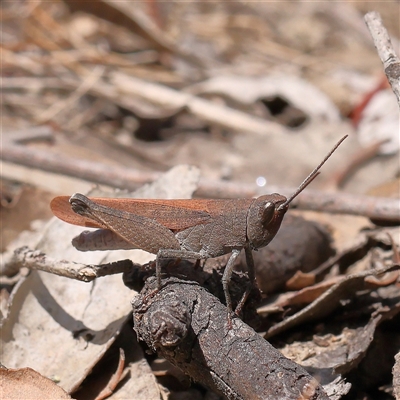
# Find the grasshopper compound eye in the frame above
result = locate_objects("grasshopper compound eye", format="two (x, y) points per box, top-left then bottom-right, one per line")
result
(260, 202), (275, 226)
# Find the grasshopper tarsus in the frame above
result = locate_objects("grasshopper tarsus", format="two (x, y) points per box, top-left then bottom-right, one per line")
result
(234, 283), (252, 317)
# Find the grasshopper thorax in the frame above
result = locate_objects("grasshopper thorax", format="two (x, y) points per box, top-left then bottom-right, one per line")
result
(246, 194), (288, 250)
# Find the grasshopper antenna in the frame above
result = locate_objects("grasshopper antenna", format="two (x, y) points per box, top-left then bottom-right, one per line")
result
(277, 135), (348, 211)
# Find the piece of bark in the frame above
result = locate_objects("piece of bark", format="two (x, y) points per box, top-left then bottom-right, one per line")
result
(132, 276), (330, 400)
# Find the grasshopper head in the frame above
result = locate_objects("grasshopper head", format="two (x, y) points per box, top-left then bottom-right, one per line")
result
(246, 135), (348, 250)
(247, 194), (288, 250)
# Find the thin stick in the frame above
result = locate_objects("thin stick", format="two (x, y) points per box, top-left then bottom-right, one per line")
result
(94, 348), (127, 400)
(35, 66), (105, 123)
(365, 11), (400, 107)
(0, 246), (135, 281)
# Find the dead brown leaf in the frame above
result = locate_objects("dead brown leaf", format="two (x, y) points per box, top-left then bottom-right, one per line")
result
(0, 367), (72, 400)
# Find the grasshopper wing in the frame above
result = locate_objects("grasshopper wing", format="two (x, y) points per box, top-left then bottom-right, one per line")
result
(50, 196), (215, 231)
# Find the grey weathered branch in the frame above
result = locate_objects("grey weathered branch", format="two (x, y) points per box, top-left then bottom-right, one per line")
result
(0, 246), (134, 281)
(133, 276), (330, 400)
(365, 11), (400, 107)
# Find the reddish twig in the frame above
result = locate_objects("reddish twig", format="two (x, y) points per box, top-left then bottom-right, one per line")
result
(94, 348), (126, 400)
(350, 76), (388, 127)
(328, 138), (388, 188)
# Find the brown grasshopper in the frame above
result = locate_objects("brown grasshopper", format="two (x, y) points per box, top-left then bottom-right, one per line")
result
(51, 135), (347, 319)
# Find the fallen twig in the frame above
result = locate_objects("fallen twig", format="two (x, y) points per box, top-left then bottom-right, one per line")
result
(0, 246), (135, 281)
(2, 138), (400, 223)
(365, 11), (400, 107)
(1, 71), (286, 134)
(328, 139), (388, 188)
(110, 71), (285, 135)
(35, 66), (105, 124)
(133, 276), (331, 400)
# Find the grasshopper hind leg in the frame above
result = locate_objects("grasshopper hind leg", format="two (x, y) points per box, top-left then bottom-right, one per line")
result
(156, 249), (207, 288)
(142, 249), (206, 306)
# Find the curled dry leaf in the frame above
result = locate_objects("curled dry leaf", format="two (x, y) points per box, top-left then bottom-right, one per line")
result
(260, 227), (399, 316)
(258, 277), (341, 313)
(285, 270), (317, 291)
(364, 269), (399, 285)
(265, 263), (400, 339)
(254, 214), (334, 294)
(280, 287), (400, 385)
